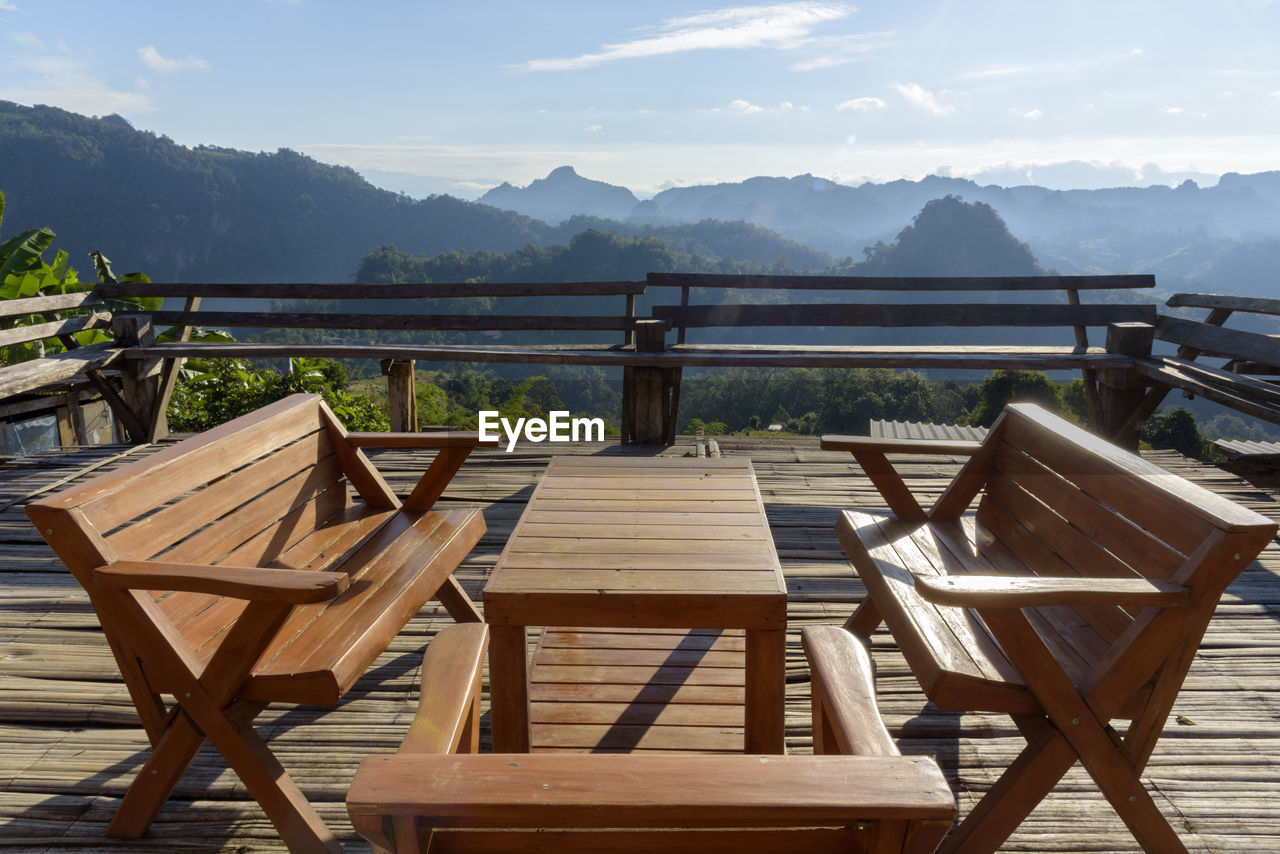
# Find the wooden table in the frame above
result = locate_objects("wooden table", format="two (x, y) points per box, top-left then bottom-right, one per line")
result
(483, 456), (787, 754)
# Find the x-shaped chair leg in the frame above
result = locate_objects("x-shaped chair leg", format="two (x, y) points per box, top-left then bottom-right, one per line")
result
(105, 594), (341, 853)
(944, 606), (1192, 854)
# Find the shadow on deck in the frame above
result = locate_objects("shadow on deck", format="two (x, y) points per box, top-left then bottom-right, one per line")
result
(1, 435), (1278, 852)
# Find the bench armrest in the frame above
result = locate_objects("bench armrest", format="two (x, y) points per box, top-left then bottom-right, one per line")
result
(345, 431), (500, 448)
(801, 625), (898, 757)
(400, 624), (489, 754)
(347, 753), (957, 827)
(93, 560), (349, 604)
(820, 435), (982, 456)
(915, 575), (1191, 608)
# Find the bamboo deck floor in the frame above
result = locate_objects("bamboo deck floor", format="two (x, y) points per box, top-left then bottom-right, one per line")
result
(1, 435), (1279, 852)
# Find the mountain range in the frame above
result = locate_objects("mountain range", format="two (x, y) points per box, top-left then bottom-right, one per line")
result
(472, 164), (1280, 294)
(4, 100), (1280, 298)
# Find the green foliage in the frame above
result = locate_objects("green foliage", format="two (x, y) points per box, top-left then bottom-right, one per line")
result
(1140, 408), (1216, 460)
(677, 367), (978, 436)
(962, 370), (1074, 428)
(168, 357), (388, 432)
(0, 189), (157, 364)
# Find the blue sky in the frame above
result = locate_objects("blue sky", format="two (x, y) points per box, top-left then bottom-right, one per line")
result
(3, 1), (1279, 197)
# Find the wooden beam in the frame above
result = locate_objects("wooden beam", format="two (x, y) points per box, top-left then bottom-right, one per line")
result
(1167, 293), (1280, 316)
(113, 315), (162, 444)
(145, 310), (639, 331)
(150, 296), (202, 443)
(652, 303), (1155, 328)
(646, 273), (1155, 290)
(1130, 359), (1280, 426)
(121, 342), (1139, 371)
(381, 359), (418, 433)
(1155, 314), (1280, 368)
(96, 281), (647, 299)
(0, 344), (118, 398)
(0, 291), (104, 318)
(0, 312), (112, 349)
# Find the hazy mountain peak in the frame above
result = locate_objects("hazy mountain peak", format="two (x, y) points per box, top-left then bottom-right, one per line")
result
(478, 165), (639, 224)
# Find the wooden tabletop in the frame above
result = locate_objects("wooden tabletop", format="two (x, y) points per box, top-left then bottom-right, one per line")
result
(484, 457), (786, 628)
(483, 456), (788, 754)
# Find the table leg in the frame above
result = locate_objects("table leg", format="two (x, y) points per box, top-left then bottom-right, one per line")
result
(488, 625), (530, 753)
(745, 628), (786, 754)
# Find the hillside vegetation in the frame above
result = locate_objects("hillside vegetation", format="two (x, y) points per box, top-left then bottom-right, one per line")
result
(0, 102), (829, 282)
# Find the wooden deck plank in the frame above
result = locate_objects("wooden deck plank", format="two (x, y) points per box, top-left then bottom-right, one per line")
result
(0, 436), (1278, 851)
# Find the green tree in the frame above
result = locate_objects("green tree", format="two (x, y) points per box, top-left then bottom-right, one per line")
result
(1141, 408), (1214, 460)
(168, 357), (388, 432)
(962, 370), (1067, 428)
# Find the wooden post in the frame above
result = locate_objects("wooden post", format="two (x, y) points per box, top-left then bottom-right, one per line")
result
(381, 358), (417, 433)
(1097, 321), (1154, 449)
(112, 315), (162, 444)
(149, 295), (201, 442)
(58, 390), (89, 446)
(627, 319), (668, 445)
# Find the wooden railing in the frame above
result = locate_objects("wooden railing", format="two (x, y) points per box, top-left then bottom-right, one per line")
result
(3, 274), (1279, 449)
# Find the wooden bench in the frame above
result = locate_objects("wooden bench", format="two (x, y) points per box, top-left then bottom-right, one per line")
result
(26, 392), (495, 853)
(96, 279), (650, 434)
(0, 290), (157, 441)
(347, 623), (957, 854)
(818, 402), (1278, 854)
(1126, 292), (1280, 428)
(645, 272), (1157, 443)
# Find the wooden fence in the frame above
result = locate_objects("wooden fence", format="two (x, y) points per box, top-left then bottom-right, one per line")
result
(2, 274), (1279, 447)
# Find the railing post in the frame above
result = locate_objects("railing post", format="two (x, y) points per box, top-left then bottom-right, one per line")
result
(112, 314), (164, 443)
(382, 358), (417, 432)
(626, 319), (669, 445)
(1097, 321), (1154, 449)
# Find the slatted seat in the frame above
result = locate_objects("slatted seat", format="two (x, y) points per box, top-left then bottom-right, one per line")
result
(819, 403), (1278, 854)
(26, 393), (494, 852)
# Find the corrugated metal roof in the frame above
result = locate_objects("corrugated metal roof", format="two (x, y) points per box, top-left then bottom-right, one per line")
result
(1214, 438), (1280, 458)
(868, 420), (989, 441)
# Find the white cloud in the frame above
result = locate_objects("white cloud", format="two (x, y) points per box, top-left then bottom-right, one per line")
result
(0, 54), (153, 114)
(788, 30), (895, 71)
(0, 2), (20, 10)
(585, 124), (603, 132)
(1271, 90), (1280, 101)
(779, 100), (794, 111)
(836, 96), (885, 111)
(730, 99), (764, 114)
(893, 82), (955, 115)
(138, 45), (209, 72)
(517, 2), (853, 72)
(1011, 107), (1043, 120)
(12, 32), (43, 49)
(1163, 106), (1185, 115)
(791, 55), (858, 71)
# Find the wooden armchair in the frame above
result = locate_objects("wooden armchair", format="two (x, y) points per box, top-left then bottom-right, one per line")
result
(27, 393), (495, 853)
(818, 403), (1277, 854)
(348, 624), (956, 854)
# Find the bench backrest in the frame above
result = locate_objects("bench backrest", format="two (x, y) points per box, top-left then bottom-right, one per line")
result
(97, 280), (648, 349)
(648, 273), (1156, 349)
(32, 393), (389, 568)
(26, 394), (397, 667)
(956, 402), (1275, 697)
